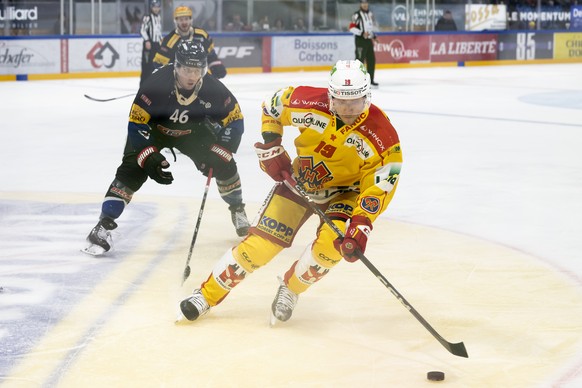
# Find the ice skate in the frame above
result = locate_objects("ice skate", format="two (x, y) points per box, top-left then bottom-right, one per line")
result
(229, 203), (250, 237)
(177, 289), (210, 322)
(82, 217), (117, 256)
(270, 277), (299, 326)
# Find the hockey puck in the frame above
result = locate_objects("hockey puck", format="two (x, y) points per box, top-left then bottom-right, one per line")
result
(427, 371), (445, 381)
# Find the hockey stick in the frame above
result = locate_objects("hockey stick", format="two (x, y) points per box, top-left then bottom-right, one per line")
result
(83, 93), (135, 102)
(281, 171), (468, 358)
(181, 168), (213, 286)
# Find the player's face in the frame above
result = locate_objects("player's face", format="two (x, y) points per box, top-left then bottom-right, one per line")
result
(175, 65), (204, 90)
(176, 16), (192, 33)
(332, 96), (368, 125)
(151, 5), (161, 15)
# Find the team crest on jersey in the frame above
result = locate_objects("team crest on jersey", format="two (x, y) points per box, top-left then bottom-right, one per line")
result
(290, 112), (329, 133)
(360, 196), (381, 214)
(263, 88), (285, 118)
(297, 156), (333, 190)
(345, 133), (373, 160)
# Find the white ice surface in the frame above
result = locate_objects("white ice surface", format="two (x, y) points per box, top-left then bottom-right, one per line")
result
(1, 64), (581, 387)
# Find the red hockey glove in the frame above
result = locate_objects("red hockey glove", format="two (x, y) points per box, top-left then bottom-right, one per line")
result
(137, 146), (174, 185)
(254, 137), (292, 182)
(334, 215), (373, 262)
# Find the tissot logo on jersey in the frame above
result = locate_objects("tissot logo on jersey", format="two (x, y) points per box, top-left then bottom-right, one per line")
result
(345, 133), (373, 159)
(290, 112), (329, 132)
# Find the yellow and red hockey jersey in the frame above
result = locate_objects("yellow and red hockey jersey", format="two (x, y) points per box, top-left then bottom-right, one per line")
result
(261, 85), (402, 223)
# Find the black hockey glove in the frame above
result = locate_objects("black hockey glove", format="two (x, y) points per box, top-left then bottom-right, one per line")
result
(137, 146), (174, 185)
(199, 143), (233, 177)
(208, 60), (227, 79)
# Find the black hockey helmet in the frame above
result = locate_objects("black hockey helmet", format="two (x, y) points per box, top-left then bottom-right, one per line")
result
(150, 0), (161, 7)
(175, 40), (207, 69)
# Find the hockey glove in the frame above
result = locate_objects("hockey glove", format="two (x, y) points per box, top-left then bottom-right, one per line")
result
(200, 143), (233, 176)
(208, 61), (227, 79)
(334, 215), (373, 262)
(137, 146), (174, 185)
(254, 137), (292, 182)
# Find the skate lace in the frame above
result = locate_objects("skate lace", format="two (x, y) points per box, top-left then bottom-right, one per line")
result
(190, 290), (210, 316)
(275, 281), (298, 312)
(96, 225), (110, 240)
(232, 210), (250, 228)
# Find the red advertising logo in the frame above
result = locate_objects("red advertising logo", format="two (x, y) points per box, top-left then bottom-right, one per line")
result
(86, 42), (119, 69)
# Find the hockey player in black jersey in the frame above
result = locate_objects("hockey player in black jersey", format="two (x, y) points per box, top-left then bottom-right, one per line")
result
(84, 41), (250, 256)
(152, 5), (226, 79)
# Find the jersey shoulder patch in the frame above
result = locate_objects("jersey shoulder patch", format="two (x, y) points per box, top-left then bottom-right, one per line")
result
(262, 87), (293, 119)
(356, 106), (400, 154)
(287, 86), (330, 112)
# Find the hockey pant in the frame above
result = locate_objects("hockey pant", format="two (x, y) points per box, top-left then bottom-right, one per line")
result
(199, 183), (359, 307)
(99, 137), (243, 220)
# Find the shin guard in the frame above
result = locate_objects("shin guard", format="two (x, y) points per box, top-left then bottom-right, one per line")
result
(201, 248), (248, 306)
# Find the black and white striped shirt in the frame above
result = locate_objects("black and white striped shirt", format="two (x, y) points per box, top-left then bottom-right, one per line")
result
(140, 12), (163, 44)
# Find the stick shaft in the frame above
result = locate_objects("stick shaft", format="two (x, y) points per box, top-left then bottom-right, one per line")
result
(281, 172), (468, 358)
(84, 93), (134, 102)
(181, 169), (213, 285)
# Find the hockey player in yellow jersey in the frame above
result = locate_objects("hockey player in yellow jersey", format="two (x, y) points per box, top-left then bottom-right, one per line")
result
(178, 59), (402, 323)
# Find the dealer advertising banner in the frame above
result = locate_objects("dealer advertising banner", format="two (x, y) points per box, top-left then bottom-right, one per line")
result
(374, 35), (430, 64)
(271, 35), (353, 68)
(67, 37), (142, 73)
(498, 32), (553, 60)
(0, 38), (60, 74)
(429, 34), (498, 62)
(553, 33), (582, 59)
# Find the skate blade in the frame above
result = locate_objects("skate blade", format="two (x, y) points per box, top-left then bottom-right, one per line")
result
(81, 244), (107, 256)
(174, 306), (190, 325)
(269, 311), (279, 327)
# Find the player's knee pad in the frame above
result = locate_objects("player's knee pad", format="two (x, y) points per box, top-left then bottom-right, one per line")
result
(234, 234), (284, 270)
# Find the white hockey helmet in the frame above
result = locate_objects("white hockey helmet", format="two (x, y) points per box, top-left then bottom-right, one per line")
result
(328, 59), (371, 101)
(328, 60), (371, 122)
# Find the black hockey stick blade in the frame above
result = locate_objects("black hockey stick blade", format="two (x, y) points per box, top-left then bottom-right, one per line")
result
(84, 93), (135, 102)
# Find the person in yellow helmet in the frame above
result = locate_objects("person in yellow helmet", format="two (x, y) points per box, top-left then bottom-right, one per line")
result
(151, 5), (227, 79)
